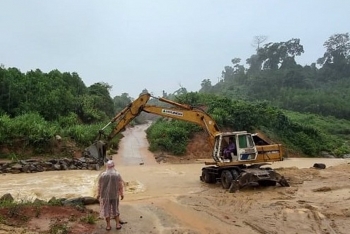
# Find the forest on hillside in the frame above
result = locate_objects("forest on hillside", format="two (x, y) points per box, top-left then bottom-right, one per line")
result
(139, 32), (350, 157)
(0, 32), (349, 158)
(198, 33), (350, 119)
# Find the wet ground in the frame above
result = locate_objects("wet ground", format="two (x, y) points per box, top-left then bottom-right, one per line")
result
(0, 124), (350, 233)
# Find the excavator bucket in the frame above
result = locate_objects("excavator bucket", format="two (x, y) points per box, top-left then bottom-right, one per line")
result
(228, 166), (289, 193)
(83, 140), (107, 166)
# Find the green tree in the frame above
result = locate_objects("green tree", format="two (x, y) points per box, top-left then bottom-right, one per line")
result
(317, 33), (350, 66)
(87, 82), (115, 118)
(199, 79), (212, 93)
(246, 54), (263, 74)
(113, 93), (132, 113)
(317, 33), (350, 81)
(258, 38), (304, 70)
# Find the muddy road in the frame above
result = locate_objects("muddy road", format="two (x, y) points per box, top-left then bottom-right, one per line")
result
(0, 124), (350, 233)
(93, 124), (350, 234)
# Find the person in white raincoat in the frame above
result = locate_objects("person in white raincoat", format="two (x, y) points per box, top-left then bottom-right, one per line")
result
(97, 160), (124, 230)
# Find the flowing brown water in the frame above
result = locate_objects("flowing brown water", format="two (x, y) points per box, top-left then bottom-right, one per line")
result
(0, 123), (348, 203)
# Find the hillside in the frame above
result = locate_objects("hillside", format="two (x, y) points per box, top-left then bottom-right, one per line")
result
(1, 33), (350, 159)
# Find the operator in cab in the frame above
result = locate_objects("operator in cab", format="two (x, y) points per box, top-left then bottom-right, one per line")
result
(223, 137), (236, 160)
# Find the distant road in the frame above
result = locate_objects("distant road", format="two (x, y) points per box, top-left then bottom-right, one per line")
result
(112, 123), (158, 166)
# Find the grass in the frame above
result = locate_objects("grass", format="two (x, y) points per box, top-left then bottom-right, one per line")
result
(80, 213), (98, 224)
(49, 221), (70, 234)
(34, 203), (42, 218)
(0, 215), (4, 223)
(0, 202), (30, 226)
(284, 110), (350, 155)
(0, 197), (100, 234)
(285, 111), (350, 140)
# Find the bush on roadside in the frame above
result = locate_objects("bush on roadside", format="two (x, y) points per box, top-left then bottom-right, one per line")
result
(146, 93), (350, 157)
(0, 112), (123, 158)
(146, 119), (201, 155)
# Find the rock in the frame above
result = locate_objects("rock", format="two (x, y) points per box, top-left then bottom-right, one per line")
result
(49, 197), (66, 205)
(49, 159), (58, 164)
(78, 158), (86, 163)
(63, 197), (84, 206)
(4, 168), (11, 173)
(22, 164), (30, 173)
(48, 197), (58, 203)
(47, 197), (67, 205)
(26, 159), (39, 163)
(320, 151), (334, 158)
(33, 198), (45, 204)
(0, 193), (14, 203)
(343, 154), (350, 158)
(43, 162), (53, 168)
(313, 163), (326, 169)
(10, 169), (21, 174)
(11, 163), (22, 170)
(61, 164), (68, 170)
(61, 158), (71, 164)
(36, 165), (45, 172)
(0, 154), (101, 174)
(29, 164), (37, 172)
(82, 196), (99, 205)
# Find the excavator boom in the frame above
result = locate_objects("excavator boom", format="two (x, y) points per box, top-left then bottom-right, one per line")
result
(84, 93), (289, 191)
(85, 93), (221, 162)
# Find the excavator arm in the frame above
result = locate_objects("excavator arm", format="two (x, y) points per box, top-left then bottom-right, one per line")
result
(100, 93), (220, 144)
(103, 93), (151, 142)
(85, 93), (284, 169)
(85, 93), (221, 163)
(84, 93), (289, 191)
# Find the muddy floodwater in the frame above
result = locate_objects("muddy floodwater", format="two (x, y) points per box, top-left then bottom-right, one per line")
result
(1, 124), (349, 234)
(0, 124), (346, 202)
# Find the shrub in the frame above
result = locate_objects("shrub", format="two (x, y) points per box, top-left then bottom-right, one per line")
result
(147, 119), (200, 155)
(147, 93), (350, 157)
(49, 221), (70, 234)
(80, 213), (98, 224)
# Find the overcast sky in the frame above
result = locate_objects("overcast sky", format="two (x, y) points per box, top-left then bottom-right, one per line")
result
(1, 1), (349, 98)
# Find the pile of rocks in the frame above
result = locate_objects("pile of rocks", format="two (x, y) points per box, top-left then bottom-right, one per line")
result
(0, 193), (99, 206)
(0, 157), (101, 174)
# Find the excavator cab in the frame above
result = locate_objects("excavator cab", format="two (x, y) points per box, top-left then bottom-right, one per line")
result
(213, 132), (258, 163)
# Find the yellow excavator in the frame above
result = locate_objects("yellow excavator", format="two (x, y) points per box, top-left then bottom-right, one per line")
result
(84, 93), (289, 192)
